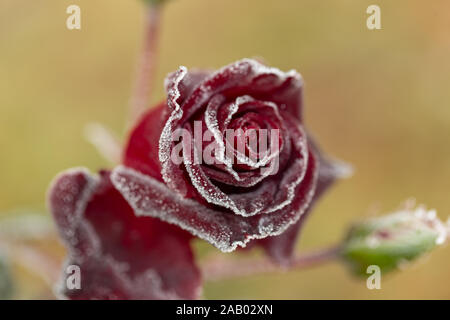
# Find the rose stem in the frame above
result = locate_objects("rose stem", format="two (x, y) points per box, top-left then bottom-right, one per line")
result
(202, 245), (341, 282)
(128, 4), (162, 128)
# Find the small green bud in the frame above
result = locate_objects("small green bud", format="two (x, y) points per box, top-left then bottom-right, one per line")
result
(341, 205), (449, 275)
(0, 253), (14, 300)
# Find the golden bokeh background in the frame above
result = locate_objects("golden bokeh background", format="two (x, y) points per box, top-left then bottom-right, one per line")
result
(1, 0), (449, 299)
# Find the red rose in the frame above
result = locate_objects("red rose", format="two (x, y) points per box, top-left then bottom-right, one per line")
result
(48, 58), (348, 300)
(48, 169), (201, 299)
(114, 58), (348, 264)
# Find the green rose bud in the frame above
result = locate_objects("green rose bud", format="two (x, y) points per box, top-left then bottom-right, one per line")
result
(341, 205), (449, 275)
(0, 253), (14, 300)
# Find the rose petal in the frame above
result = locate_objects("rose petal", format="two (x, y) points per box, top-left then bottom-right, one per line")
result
(164, 70), (211, 108)
(124, 103), (167, 181)
(48, 169), (201, 300)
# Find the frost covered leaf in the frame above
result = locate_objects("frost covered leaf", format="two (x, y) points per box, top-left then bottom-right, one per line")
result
(0, 253), (14, 300)
(341, 205), (449, 275)
(48, 168), (201, 300)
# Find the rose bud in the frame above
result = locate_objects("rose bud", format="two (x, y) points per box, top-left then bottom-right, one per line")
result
(48, 169), (201, 300)
(341, 205), (449, 275)
(114, 58), (351, 264)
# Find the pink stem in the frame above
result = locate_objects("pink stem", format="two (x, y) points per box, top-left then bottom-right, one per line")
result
(202, 246), (341, 282)
(128, 4), (162, 127)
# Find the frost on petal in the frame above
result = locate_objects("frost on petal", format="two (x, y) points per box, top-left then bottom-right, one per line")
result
(159, 67), (191, 196)
(164, 70), (211, 107)
(111, 155), (318, 253)
(48, 169), (201, 300)
(48, 167), (98, 244)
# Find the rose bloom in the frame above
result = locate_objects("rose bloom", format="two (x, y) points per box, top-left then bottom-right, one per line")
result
(49, 59), (348, 299)
(118, 58), (349, 260)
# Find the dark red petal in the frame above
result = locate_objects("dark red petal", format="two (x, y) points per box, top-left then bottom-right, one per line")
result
(123, 103), (167, 181)
(111, 150), (318, 253)
(48, 169), (201, 300)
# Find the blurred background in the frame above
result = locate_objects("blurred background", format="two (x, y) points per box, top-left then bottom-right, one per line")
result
(1, 0), (449, 299)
